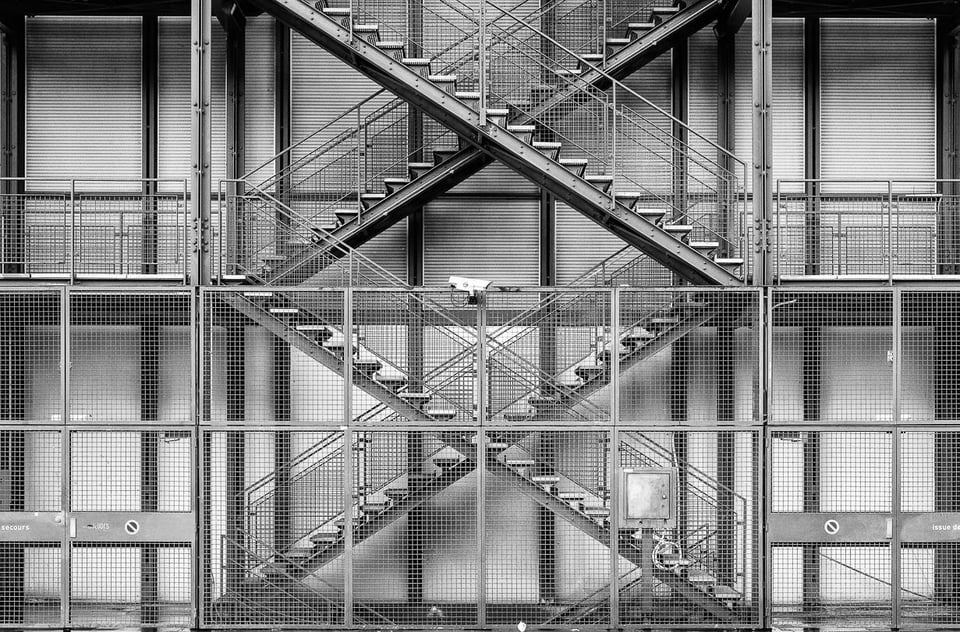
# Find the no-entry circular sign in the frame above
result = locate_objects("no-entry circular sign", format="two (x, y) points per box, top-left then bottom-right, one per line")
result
(124, 520), (140, 535)
(824, 519), (840, 535)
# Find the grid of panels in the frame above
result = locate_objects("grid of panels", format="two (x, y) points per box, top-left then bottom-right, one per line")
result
(203, 289), (345, 426)
(0, 543), (61, 628)
(620, 289), (759, 426)
(487, 291), (612, 427)
(620, 430), (760, 627)
(69, 291), (192, 425)
(69, 542), (192, 628)
(902, 292), (960, 423)
(771, 290), (894, 424)
(901, 543), (960, 626)
(353, 430), (478, 626)
(0, 291), (61, 424)
(201, 430), (345, 628)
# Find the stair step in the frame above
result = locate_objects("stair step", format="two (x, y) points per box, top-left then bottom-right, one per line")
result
(652, 6), (682, 23)
(485, 108), (509, 125)
(627, 21), (656, 34)
(714, 257), (744, 269)
(284, 546), (314, 559)
(559, 158), (588, 176)
(383, 177), (410, 193)
(580, 52), (604, 65)
(687, 571), (716, 584)
(649, 316), (680, 328)
(426, 407), (457, 421)
(712, 586), (742, 600)
(428, 73), (457, 83)
(614, 191), (642, 208)
(399, 392), (432, 406)
(506, 124), (536, 142)
(583, 506), (610, 518)
(322, 7), (352, 25)
(635, 207), (667, 224)
(295, 323), (331, 333)
(433, 149), (459, 164)
(361, 502), (390, 514)
(558, 491), (585, 501)
(664, 224), (694, 240)
(403, 57), (432, 76)
(243, 291), (274, 298)
(384, 487), (408, 499)
(334, 208), (360, 225)
(260, 254), (286, 262)
(555, 68), (583, 78)
(622, 329), (655, 345)
(575, 365), (606, 380)
(309, 531), (338, 545)
(455, 90), (481, 101)
(531, 474), (560, 485)
(506, 458), (537, 467)
(360, 192), (386, 209)
(268, 307), (299, 315)
(408, 162), (434, 179)
(585, 174), (613, 192)
(529, 396), (559, 408)
(504, 411), (535, 422)
(375, 374), (408, 390)
(532, 141), (562, 160)
(376, 41), (405, 60)
(352, 23), (380, 32)
(432, 456), (464, 468)
(353, 360), (383, 375)
(606, 37), (632, 51)
(690, 240), (720, 253)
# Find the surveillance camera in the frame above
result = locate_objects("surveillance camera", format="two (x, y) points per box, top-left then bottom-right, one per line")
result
(448, 276), (492, 294)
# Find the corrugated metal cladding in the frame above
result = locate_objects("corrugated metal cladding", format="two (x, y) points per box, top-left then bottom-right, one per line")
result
(244, 16), (276, 178)
(356, 218), (408, 281)
(26, 17), (142, 191)
(736, 18), (804, 193)
(448, 163), (538, 195)
(555, 202), (626, 284)
(821, 19), (935, 184)
(423, 198), (538, 286)
(158, 18), (227, 193)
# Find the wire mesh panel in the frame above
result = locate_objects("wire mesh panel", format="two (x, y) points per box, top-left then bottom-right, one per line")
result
(900, 430), (960, 627)
(486, 290), (611, 427)
(202, 430), (345, 628)
(620, 430), (759, 627)
(354, 290), (477, 427)
(485, 429), (611, 626)
(620, 289), (759, 426)
(901, 292), (960, 423)
(69, 290), (193, 425)
(0, 429), (63, 628)
(769, 430), (893, 628)
(68, 430), (194, 629)
(203, 289), (345, 426)
(353, 429), (478, 626)
(0, 290), (61, 424)
(770, 290), (894, 424)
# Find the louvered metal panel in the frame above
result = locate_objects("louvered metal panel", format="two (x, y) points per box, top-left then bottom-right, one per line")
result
(355, 220), (408, 283)
(555, 201), (627, 285)
(25, 17), (141, 191)
(820, 19), (935, 185)
(423, 197), (538, 286)
(688, 27), (718, 146)
(448, 163), (538, 195)
(736, 18), (804, 193)
(157, 18), (227, 192)
(244, 15), (276, 177)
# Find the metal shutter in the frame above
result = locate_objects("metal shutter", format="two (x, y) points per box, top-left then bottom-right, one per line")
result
(820, 18), (935, 183)
(423, 197), (539, 287)
(244, 15), (276, 177)
(26, 17), (142, 191)
(555, 202), (626, 284)
(688, 27), (718, 146)
(736, 18), (804, 193)
(357, 220), (408, 283)
(157, 18), (226, 192)
(449, 163), (538, 195)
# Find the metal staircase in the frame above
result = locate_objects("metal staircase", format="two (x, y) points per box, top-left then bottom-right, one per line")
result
(238, 0), (747, 286)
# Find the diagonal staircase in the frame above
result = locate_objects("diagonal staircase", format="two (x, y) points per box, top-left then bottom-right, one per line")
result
(239, 0), (747, 286)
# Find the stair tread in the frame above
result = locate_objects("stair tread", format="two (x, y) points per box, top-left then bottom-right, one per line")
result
(585, 174), (613, 181)
(428, 74), (457, 82)
(713, 586), (742, 599)
(714, 257), (744, 264)
(531, 474), (560, 483)
(399, 392), (432, 402)
(627, 21), (657, 29)
(402, 57), (432, 65)
(506, 458), (537, 466)
(455, 91), (481, 98)
(607, 37), (632, 45)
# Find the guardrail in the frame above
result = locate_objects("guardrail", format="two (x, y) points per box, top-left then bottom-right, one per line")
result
(775, 179), (960, 281)
(0, 178), (189, 282)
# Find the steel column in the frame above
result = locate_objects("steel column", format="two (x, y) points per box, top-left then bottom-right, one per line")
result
(222, 3), (246, 275)
(804, 18), (821, 276)
(718, 32), (736, 259)
(0, 19), (24, 275)
(191, 0), (213, 285)
(801, 325), (822, 615)
(224, 313), (245, 599)
(343, 289), (354, 626)
(716, 307), (737, 588)
(142, 17), (159, 277)
(752, 0), (774, 284)
(934, 293), (960, 607)
(609, 288), (620, 626)
(140, 318), (161, 626)
(273, 335), (292, 553)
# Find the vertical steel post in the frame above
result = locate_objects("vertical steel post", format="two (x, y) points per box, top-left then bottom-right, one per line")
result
(357, 106), (363, 216)
(476, 292), (487, 625)
(479, 0), (487, 126)
(608, 287), (620, 626)
(192, 0), (213, 285)
(611, 89), (617, 202)
(343, 288), (354, 626)
(752, 0), (773, 285)
(69, 181), (75, 284)
(887, 180), (894, 283)
(60, 287), (70, 627)
(891, 288), (902, 629)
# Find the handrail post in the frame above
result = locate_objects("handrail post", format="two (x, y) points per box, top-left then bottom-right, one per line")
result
(186, 179), (192, 283)
(69, 180), (76, 284)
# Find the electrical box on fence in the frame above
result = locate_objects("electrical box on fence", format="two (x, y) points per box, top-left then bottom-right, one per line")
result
(621, 467), (677, 529)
